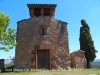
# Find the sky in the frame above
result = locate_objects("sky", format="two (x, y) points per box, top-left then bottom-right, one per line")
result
(0, 0), (100, 59)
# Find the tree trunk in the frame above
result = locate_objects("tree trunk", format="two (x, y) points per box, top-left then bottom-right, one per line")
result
(87, 59), (91, 68)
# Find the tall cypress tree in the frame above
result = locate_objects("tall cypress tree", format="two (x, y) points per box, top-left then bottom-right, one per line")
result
(79, 19), (97, 68)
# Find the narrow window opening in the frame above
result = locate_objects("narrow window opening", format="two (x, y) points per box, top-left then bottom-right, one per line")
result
(44, 8), (50, 16)
(34, 8), (41, 17)
(42, 28), (45, 35)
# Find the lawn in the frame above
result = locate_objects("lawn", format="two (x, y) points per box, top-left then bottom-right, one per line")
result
(0, 68), (100, 75)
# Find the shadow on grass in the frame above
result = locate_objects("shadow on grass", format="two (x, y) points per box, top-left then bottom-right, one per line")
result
(1, 65), (15, 73)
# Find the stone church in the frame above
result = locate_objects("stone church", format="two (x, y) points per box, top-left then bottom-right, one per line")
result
(15, 4), (71, 69)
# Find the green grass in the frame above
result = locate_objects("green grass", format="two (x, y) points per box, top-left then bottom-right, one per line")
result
(0, 68), (100, 75)
(4, 64), (14, 68)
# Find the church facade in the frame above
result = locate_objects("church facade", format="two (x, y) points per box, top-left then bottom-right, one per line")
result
(15, 4), (71, 69)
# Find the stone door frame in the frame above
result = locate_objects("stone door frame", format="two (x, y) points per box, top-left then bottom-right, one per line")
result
(31, 44), (56, 69)
(34, 44), (52, 69)
(36, 49), (50, 69)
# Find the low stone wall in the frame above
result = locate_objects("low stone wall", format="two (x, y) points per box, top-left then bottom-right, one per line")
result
(0, 59), (4, 72)
(70, 50), (86, 68)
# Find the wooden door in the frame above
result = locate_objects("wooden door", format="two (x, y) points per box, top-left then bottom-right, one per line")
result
(37, 50), (50, 69)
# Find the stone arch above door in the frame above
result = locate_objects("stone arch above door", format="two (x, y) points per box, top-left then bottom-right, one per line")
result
(34, 44), (52, 50)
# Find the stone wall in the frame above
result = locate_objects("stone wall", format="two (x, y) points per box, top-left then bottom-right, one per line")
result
(0, 59), (4, 72)
(15, 16), (70, 69)
(70, 50), (86, 68)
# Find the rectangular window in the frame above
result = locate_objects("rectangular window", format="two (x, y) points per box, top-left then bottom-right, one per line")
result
(42, 28), (45, 35)
(34, 8), (41, 17)
(44, 8), (50, 16)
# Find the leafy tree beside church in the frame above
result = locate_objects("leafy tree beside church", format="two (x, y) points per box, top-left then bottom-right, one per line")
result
(0, 12), (17, 51)
(79, 19), (97, 68)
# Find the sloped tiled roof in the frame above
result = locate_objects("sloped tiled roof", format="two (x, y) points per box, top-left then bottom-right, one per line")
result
(27, 4), (57, 8)
(27, 4), (57, 6)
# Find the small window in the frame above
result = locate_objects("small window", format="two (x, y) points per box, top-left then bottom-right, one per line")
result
(42, 28), (45, 36)
(34, 8), (41, 17)
(40, 25), (46, 36)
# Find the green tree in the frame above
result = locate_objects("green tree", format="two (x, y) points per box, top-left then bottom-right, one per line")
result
(0, 12), (17, 51)
(79, 19), (97, 68)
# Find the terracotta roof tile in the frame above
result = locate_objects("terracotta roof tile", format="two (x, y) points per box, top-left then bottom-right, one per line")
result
(27, 4), (57, 6)
(27, 4), (57, 8)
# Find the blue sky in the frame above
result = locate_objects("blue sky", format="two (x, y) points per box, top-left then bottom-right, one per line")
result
(0, 0), (100, 59)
